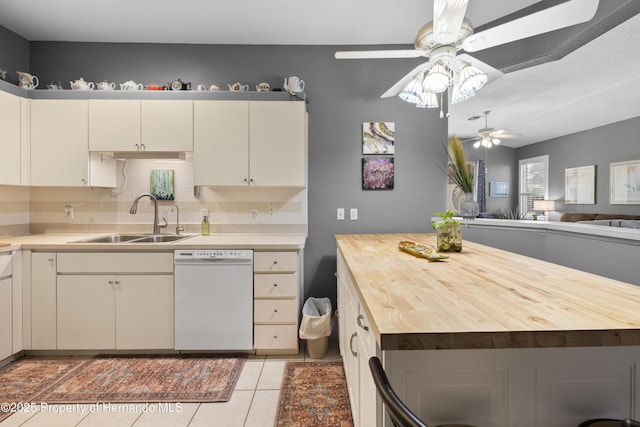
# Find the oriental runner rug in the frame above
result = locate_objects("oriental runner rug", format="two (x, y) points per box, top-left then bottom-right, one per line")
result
(0, 354), (246, 422)
(274, 361), (353, 427)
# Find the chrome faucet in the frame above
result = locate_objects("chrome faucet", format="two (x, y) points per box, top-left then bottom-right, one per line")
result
(171, 204), (184, 235)
(129, 193), (163, 234)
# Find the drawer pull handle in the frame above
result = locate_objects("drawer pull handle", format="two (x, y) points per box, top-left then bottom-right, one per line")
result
(273, 309), (278, 313)
(357, 314), (369, 331)
(273, 283), (278, 287)
(108, 280), (113, 284)
(349, 332), (357, 357)
(273, 260), (278, 265)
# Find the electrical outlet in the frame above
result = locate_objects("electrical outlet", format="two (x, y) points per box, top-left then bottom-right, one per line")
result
(64, 205), (74, 219)
(350, 208), (358, 220)
(337, 208), (345, 220)
(250, 209), (259, 219)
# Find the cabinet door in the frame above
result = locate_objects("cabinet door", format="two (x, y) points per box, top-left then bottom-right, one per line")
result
(30, 100), (89, 186)
(249, 102), (306, 187)
(31, 253), (57, 350)
(193, 100), (249, 186)
(0, 277), (12, 360)
(115, 275), (174, 349)
(0, 91), (21, 185)
(141, 100), (193, 151)
(89, 99), (141, 151)
(57, 275), (115, 349)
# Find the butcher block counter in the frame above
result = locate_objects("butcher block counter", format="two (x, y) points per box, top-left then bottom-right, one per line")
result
(336, 234), (640, 426)
(336, 233), (640, 351)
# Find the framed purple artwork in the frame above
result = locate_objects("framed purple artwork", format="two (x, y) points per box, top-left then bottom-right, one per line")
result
(362, 157), (394, 190)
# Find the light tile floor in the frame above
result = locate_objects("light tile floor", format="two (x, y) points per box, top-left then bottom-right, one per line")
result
(1, 341), (342, 427)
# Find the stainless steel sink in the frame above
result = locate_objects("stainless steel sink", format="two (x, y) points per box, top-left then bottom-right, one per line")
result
(72, 234), (147, 243)
(71, 234), (195, 244)
(132, 234), (193, 243)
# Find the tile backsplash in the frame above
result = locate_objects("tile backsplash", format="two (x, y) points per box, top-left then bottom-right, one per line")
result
(0, 154), (307, 236)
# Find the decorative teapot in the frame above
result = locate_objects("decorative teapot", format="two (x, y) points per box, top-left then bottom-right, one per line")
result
(256, 82), (270, 92)
(96, 80), (116, 91)
(120, 80), (144, 91)
(283, 76), (304, 94)
(47, 81), (63, 90)
(16, 71), (39, 89)
(0, 69), (6, 81)
(228, 82), (249, 92)
(70, 78), (94, 91)
(169, 79), (191, 91)
(146, 83), (167, 91)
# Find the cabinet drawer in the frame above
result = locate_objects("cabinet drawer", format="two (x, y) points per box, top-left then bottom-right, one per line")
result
(254, 251), (297, 273)
(254, 273), (297, 298)
(254, 324), (298, 350)
(57, 252), (174, 273)
(254, 299), (298, 323)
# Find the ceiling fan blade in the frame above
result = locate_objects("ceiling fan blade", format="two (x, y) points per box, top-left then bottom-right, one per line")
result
(334, 50), (424, 59)
(433, 0), (469, 44)
(494, 132), (523, 139)
(462, 0), (599, 52)
(380, 61), (431, 98)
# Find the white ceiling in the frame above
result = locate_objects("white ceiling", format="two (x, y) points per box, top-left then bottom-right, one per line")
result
(0, 0), (637, 148)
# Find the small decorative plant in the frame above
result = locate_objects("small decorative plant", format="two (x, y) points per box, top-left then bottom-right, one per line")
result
(432, 210), (465, 252)
(445, 136), (475, 194)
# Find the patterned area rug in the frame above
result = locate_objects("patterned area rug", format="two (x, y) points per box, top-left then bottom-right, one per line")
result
(275, 361), (353, 427)
(0, 354), (246, 421)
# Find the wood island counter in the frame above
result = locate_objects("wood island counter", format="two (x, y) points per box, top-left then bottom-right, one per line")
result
(336, 233), (640, 427)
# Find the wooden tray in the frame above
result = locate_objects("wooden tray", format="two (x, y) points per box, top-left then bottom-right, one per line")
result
(398, 240), (448, 262)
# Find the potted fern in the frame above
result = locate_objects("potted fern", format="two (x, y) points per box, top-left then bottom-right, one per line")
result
(432, 209), (464, 252)
(446, 136), (479, 219)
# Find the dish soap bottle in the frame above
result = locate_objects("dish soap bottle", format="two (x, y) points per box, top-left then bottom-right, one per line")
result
(201, 209), (210, 236)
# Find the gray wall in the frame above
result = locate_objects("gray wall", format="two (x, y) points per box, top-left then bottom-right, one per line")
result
(516, 116), (640, 216)
(0, 25), (29, 84)
(26, 42), (450, 303)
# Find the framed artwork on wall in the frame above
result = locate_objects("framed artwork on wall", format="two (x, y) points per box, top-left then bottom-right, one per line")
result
(565, 165), (595, 204)
(489, 181), (509, 197)
(610, 160), (640, 204)
(150, 169), (175, 200)
(362, 157), (394, 190)
(362, 122), (395, 154)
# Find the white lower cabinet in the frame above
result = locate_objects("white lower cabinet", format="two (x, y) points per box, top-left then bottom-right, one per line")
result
(30, 251), (174, 351)
(337, 249), (380, 427)
(0, 277), (12, 360)
(253, 251), (300, 355)
(57, 274), (173, 350)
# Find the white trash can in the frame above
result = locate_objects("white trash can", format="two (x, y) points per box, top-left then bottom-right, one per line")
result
(299, 297), (333, 359)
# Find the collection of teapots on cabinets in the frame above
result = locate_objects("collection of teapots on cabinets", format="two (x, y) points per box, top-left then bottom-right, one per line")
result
(7, 70), (306, 93)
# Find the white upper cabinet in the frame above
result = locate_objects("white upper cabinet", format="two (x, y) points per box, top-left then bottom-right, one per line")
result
(193, 100), (306, 187)
(30, 100), (89, 187)
(141, 100), (193, 151)
(89, 99), (193, 152)
(88, 99), (141, 152)
(0, 91), (22, 185)
(194, 100), (250, 186)
(249, 101), (306, 187)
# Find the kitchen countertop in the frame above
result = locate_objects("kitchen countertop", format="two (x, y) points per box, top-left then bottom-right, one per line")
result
(336, 233), (640, 351)
(0, 232), (307, 252)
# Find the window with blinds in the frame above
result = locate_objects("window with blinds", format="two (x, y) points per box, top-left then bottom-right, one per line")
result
(519, 155), (548, 217)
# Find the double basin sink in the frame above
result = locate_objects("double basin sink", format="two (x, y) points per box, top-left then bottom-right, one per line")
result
(71, 234), (195, 244)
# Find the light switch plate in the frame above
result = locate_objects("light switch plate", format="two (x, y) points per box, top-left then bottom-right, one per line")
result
(350, 208), (358, 220)
(337, 208), (345, 220)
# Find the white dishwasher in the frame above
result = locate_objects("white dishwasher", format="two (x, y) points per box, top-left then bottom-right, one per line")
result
(174, 249), (253, 350)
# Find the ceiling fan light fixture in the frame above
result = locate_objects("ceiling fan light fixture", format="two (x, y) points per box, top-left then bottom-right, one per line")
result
(422, 62), (450, 94)
(416, 91), (439, 109)
(473, 140), (481, 149)
(451, 81), (475, 104)
(458, 62), (488, 94)
(493, 138), (501, 145)
(398, 72), (425, 104)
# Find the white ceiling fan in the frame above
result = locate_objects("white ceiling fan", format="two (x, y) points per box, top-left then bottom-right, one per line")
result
(334, 0), (599, 102)
(464, 110), (522, 148)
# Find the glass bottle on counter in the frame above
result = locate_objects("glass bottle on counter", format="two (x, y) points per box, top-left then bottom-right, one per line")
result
(201, 209), (210, 236)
